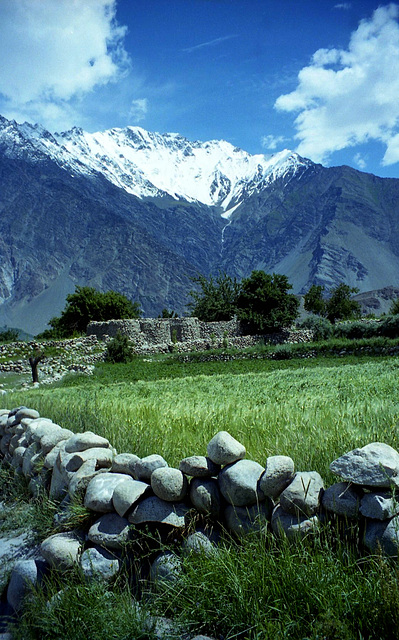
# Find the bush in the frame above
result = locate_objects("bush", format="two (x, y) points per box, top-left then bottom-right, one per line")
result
(0, 328), (19, 342)
(390, 298), (399, 315)
(105, 332), (135, 363)
(297, 315), (333, 341)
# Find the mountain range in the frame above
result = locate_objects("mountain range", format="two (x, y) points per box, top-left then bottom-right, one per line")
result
(1, 114), (399, 334)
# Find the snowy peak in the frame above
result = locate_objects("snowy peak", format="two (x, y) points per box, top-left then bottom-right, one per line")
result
(0, 116), (313, 211)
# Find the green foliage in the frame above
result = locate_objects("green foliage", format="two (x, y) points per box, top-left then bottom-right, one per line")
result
(40, 286), (141, 338)
(158, 308), (178, 318)
(325, 283), (361, 323)
(298, 314), (333, 341)
(236, 271), (299, 332)
(390, 298), (399, 315)
(105, 332), (135, 363)
(0, 327), (19, 342)
(188, 271), (240, 321)
(304, 284), (326, 316)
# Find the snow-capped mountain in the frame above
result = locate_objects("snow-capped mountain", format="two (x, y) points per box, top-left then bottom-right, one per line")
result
(1, 113), (399, 335)
(0, 116), (312, 215)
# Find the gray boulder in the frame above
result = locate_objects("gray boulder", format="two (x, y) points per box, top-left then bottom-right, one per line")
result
(189, 478), (222, 517)
(360, 491), (399, 520)
(182, 532), (216, 556)
(271, 505), (319, 540)
(150, 552), (182, 584)
(40, 428), (74, 454)
(330, 442), (399, 488)
(64, 447), (114, 472)
(40, 532), (82, 569)
(112, 478), (151, 517)
(84, 472), (133, 512)
(364, 516), (399, 556)
(321, 482), (361, 518)
(134, 454), (168, 482)
(279, 471), (324, 516)
(111, 452), (140, 477)
(128, 496), (189, 528)
(68, 460), (108, 498)
(224, 501), (273, 537)
(7, 559), (38, 612)
(259, 455), (295, 499)
(64, 431), (111, 453)
(88, 513), (131, 550)
(80, 546), (120, 581)
(179, 456), (220, 477)
(218, 459), (264, 507)
(151, 467), (188, 502)
(207, 431), (246, 465)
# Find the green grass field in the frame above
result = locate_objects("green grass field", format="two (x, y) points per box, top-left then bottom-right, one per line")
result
(3, 351), (399, 639)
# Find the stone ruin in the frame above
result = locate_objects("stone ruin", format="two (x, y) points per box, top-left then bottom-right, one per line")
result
(2, 406), (399, 629)
(86, 317), (313, 354)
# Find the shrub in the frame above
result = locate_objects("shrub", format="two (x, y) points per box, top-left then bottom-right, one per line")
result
(105, 332), (135, 363)
(297, 315), (333, 341)
(389, 298), (399, 316)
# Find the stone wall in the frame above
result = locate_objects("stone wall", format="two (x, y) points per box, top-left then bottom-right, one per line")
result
(2, 406), (399, 621)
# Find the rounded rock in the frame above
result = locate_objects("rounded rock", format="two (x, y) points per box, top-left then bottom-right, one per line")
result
(218, 459), (265, 507)
(134, 454), (168, 482)
(151, 467), (188, 502)
(259, 455), (295, 499)
(207, 431), (246, 465)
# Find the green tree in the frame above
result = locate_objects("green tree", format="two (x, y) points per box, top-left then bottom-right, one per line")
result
(159, 308), (178, 318)
(325, 283), (361, 323)
(41, 286), (141, 338)
(105, 332), (135, 363)
(389, 298), (399, 315)
(236, 271), (299, 332)
(304, 285), (326, 316)
(0, 328), (19, 343)
(187, 272), (240, 321)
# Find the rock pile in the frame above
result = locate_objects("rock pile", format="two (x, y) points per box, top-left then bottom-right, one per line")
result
(2, 406), (399, 629)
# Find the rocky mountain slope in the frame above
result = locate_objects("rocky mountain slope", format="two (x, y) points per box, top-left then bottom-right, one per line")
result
(1, 115), (399, 334)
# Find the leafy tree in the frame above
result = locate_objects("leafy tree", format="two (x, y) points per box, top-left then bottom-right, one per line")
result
(188, 272), (240, 321)
(304, 285), (326, 316)
(325, 283), (361, 323)
(389, 298), (399, 315)
(236, 271), (299, 332)
(0, 328), (19, 343)
(41, 286), (141, 338)
(159, 308), (178, 318)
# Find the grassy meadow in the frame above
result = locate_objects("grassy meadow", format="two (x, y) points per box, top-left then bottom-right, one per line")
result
(3, 349), (399, 639)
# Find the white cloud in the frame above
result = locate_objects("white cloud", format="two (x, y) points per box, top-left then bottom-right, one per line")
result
(261, 134), (287, 150)
(0, 0), (130, 130)
(275, 4), (399, 165)
(353, 152), (367, 170)
(334, 3), (352, 10)
(129, 99), (148, 123)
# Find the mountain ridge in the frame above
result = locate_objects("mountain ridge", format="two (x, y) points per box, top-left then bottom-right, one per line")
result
(1, 115), (399, 334)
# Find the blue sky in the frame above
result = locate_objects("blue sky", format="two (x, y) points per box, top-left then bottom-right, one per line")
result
(0, 1), (399, 177)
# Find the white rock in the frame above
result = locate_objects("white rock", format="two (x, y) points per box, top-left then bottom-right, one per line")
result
(84, 472), (132, 512)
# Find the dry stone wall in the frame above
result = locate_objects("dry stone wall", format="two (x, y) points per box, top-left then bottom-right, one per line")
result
(2, 406), (399, 620)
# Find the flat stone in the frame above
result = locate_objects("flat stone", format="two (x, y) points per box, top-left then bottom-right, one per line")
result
(218, 459), (265, 507)
(179, 456), (220, 477)
(44, 440), (68, 470)
(128, 496), (189, 528)
(84, 472), (133, 512)
(134, 454), (168, 482)
(40, 428), (74, 454)
(271, 504), (319, 540)
(68, 460), (108, 498)
(207, 431), (246, 465)
(65, 447), (114, 472)
(7, 559), (37, 612)
(49, 463), (69, 501)
(88, 513), (131, 550)
(111, 453), (140, 477)
(279, 471), (324, 516)
(14, 408), (40, 423)
(80, 546), (120, 581)
(64, 431), (111, 453)
(40, 532), (82, 569)
(330, 442), (399, 488)
(151, 467), (188, 502)
(364, 516), (399, 556)
(112, 478), (151, 517)
(259, 455), (295, 499)
(224, 501), (273, 537)
(189, 478), (222, 517)
(360, 491), (399, 520)
(321, 482), (361, 518)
